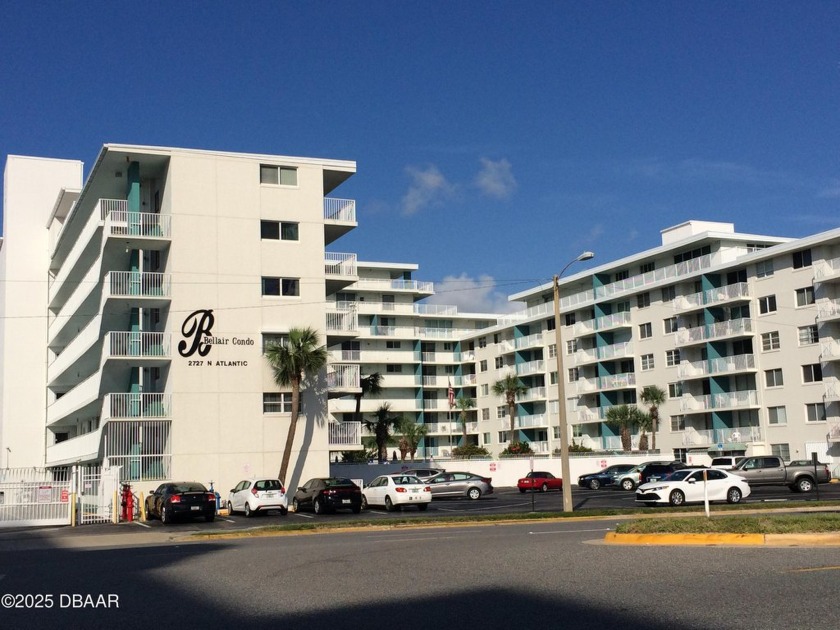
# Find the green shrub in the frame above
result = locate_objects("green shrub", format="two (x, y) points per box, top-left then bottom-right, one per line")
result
(451, 444), (490, 458)
(501, 441), (533, 456)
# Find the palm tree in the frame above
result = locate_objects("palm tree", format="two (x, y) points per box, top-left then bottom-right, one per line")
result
(364, 403), (402, 463)
(636, 410), (653, 451)
(492, 373), (528, 448)
(605, 404), (644, 452)
(454, 395), (475, 445)
(639, 385), (667, 452)
(264, 327), (328, 483)
(354, 372), (383, 423)
(397, 417), (428, 462)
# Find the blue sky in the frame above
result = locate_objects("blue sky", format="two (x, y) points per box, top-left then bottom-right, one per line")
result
(2, 2), (838, 313)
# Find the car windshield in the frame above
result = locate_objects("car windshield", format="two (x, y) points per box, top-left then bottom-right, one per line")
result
(711, 458), (732, 466)
(324, 478), (355, 487)
(255, 480), (282, 491)
(174, 483), (207, 493)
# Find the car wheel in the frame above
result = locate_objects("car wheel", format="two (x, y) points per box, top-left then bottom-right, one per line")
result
(314, 498), (323, 515)
(621, 479), (636, 492)
(467, 487), (482, 500)
(205, 513), (215, 523)
(161, 505), (171, 525)
(669, 489), (685, 506)
(279, 507), (288, 516)
(541, 483), (549, 493)
(796, 477), (814, 493)
(385, 496), (395, 512)
(417, 503), (429, 512)
(292, 498), (300, 512)
(519, 488), (526, 494)
(590, 479), (601, 490)
(361, 496), (369, 509)
(227, 501), (235, 515)
(244, 503), (253, 517)
(726, 487), (742, 504)
(352, 504), (361, 514)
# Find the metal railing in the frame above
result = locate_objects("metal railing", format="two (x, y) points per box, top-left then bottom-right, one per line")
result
(105, 332), (171, 358)
(325, 252), (357, 278)
(327, 364), (360, 389)
(679, 390), (758, 412)
(674, 282), (750, 312)
(103, 393), (171, 419)
(678, 354), (756, 378)
(676, 317), (753, 345)
(106, 271), (171, 298)
(324, 198), (356, 223)
(682, 425), (763, 446)
(329, 422), (361, 446)
(326, 306), (357, 333)
(105, 208), (172, 238)
(104, 420), (171, 481)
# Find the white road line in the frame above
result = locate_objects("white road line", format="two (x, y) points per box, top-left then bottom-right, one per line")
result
(219, 518), (235, 522)
(293, 512), (314, 519)
(133, 521), (152, 528)
(528, 528), (612, 535)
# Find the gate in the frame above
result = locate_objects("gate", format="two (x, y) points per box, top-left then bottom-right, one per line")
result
(0, 468), (73, 528)
(75, 466), (122, 525)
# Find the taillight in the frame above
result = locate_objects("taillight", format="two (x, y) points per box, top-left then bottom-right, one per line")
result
(251, 487), (259, 496)
(207, 493), (216, 502)
(423, 486), (431, 493)
(323, 489), (336, 496)
(280, 486), (285, 494)
(170, 495), (182, 503)
(395, 487), (407, 493)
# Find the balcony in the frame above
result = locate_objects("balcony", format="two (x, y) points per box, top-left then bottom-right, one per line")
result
(354, 278), (434, 294)
(828, 421), (840, 443)
(324, 198), (356, 245)
(575, 377), (598, 394)
(598, 341), (634, 361)
(516, 359), (545, 377)
(595, 311), (632, 331)
(674, 282), (750, 312)
(821, 341), (840, 362)
(682, 425), (763, 447)
(676, 317), (753, 346)
(519, 386), (547, 402)
(596, 254), (712, 300)
(105, 205), (172, 241)
(325, 305), (358, 336)
(814, 256), (840, 283)
(573, 319), (596, 336)
(324, 252), (358, 292)
(46, 430), (102, 466)
(105, 271), (172, 301)
(104, 332), (171, 362)
(103, 393), (172, 419)
(678, 354), (756, 379)
(817, 298), (840, 322)
(599, 372), (636, 390)
(327, 364), (360, 392)
(515, 414), (548, 429)
(825, 377), (840, 402)
(679, 390), (758, 413)
(328, 421), (362, 448)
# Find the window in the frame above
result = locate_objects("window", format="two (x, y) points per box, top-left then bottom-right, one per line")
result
(637, 292), (651, 309)
(615, 270), (629, 281)
(640, 261), (655, 274)
(639, 323), (652, 339)
(802, 364), (823, 383)
(756, 260), (774, 278)
(444, 342), (454, 351)
(663, 317), (678, 334)
(765, 368), (784, 388)
(670, 415), (685, 432)
(758, 295), (777, 314)
(566, 340), (578, 355)
(386, 364), (402, 373)
(666, 349), (681, 367)
(478, 337), (487, 348)
(661, 286), (676, 302)
(494, 357), (504, 369)
(798, 325), (818, 346)
(481, 408), (490, 421)
(261, 333), (287, 353)
(260, 221), (300, 241)
(668, 382), (683, 398)
(568, 367), (580, 382)
(771, 444), (791, 461)
(616, 300), (631, 313)
(806, 403), (826, 422)
(386, 340), (401, 349)
(761, 331), (780, 351)
(564, 313), (576, 326)
(768, 406), (787, 425)
(260, 164), (297, 186)
(673, 245), (711, 264)
(792, 249), (812, 269)
(497, 407), (507, 420)
(481, 384), (489, 396)
(483, 432), (492, 444)
(263, 393), (295, 413)
(479, 360), (488, 372)
(548, 344), (557, 359)
(795, 286), (815, 307)
(640, 354), (654, 370)
(262, 277), (300, 296)
(493, 333), (501, 344)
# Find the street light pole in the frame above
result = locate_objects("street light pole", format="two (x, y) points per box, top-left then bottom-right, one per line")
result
(553, 251), (594, 513)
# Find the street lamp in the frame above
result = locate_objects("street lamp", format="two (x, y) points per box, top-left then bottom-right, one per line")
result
(553, 251), (595, 512)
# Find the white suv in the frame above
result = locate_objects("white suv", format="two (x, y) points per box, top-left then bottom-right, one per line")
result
(227, 478), (288, 517)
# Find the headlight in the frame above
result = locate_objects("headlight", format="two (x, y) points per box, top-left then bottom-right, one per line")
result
(646, 485), (667, 492)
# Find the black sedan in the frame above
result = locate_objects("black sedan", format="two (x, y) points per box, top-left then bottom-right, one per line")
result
(577, 464), (636, 490)
(292, 478), (362, 515)
(145, 482), (217, 524)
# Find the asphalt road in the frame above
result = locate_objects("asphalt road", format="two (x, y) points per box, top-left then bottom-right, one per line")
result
(2, 518), (840, 629)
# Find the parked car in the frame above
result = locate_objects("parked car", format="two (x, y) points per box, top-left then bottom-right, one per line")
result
(227, 478), (288, 517)
(615, 461), (688, 491)
(145, 481), (217, 524)
(426, 472), (493, 500)
(710, 456), (745, 470)
(577, 464), (636, 490)
(362, 474), (431, 511)
(517, 471), (563, 493)
(635, 468), (751, 506)
(731, 456), (831, 492)
(292, 478), (362, 514)
(400, 468), (445, 482)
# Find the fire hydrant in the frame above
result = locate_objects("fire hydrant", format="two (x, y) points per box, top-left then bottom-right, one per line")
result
(120, 482), (134, 522)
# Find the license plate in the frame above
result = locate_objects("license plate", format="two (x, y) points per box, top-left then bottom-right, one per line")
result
(411, 488), (419, 493)
(191, 505), (200, 511)
(265, 492), (275, 498)
(341, 499), (351, 504)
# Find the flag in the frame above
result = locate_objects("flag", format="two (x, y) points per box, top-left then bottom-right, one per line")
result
(448, 380), (455, 409)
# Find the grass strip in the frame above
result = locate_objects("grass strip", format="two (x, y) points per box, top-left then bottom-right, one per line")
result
(616, 513), (840, 534)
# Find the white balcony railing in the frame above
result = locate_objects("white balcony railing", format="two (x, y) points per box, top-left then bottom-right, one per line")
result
(676, 318), (753, 345)
(682, 425), (763, 446)
(105, 207), (172, 239)
(678, 354), (756, 378)
(598, 341), (633, 361)
(106, 271), (171, 298)
(325, 252), (357, 278)
(599, 372), (636, 390)
(814, 256), (840, 282)
(680, 390), (758, 412)
(327, 364), (360, 389)
(515, 414), (548, 429)
(821, 341), (840, 361)
(817, 298), (840, 321)
(103, 393), (172, 419)
(597, 254), (713, 299)
(675, 282), (750, 312)
(354, 278), (434, 293)
(324, 198), (356, 223)
(596, 311), (632, 330)
(516, 359), (544, 376)
(328, 421), (361, 447)
(326, 306), (358, 334)
(104, 332), (170, 359)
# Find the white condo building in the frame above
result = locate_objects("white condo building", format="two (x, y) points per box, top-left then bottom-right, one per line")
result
(2, 145), (839, 491)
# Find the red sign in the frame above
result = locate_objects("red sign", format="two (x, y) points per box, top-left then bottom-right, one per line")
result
(489, 463), (497, 472)
(60, 489), (69, 503)
(600, 460), (607, 468)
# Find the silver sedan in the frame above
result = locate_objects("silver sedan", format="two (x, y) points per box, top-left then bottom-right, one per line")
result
(426, 472), (493, 500)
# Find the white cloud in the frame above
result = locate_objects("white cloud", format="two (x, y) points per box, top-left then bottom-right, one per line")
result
(474, 157), (517, 199)
(400, 164), (455, 216)
(817, 180), (840, 198)
(425, 273), (521, 314)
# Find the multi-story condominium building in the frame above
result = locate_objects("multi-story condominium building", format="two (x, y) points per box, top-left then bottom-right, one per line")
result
(1, 145), (362, 489)
(464, 220), (840, 467)
(3, 145), (839, 488)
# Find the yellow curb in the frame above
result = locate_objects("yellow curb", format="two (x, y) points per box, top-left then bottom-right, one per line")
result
(764, 533), (840, 546)
(605, 532), (765, 546)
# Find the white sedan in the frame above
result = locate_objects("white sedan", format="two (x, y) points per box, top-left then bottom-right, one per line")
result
(362, 474), (432, 512)
(635, 468), (751, 507)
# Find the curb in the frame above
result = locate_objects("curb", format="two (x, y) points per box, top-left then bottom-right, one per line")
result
(604, 532), (840, 547)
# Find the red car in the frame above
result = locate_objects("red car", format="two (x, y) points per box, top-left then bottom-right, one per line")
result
(517, 471), (563, 493)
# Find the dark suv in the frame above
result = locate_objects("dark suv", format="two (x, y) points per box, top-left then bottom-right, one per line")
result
(615, 461), (688, 491)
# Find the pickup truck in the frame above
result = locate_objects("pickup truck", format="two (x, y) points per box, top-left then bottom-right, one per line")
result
(731, 456), (831, 492)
